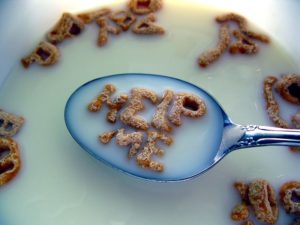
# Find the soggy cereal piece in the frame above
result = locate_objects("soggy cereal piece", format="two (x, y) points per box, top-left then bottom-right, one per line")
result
(109, 10), (137, 31)
(128, 0), (163, 15)
(234, 181), (250, 204)
(21, 41), (60, 68)
(96, 17), (122, 46)
(88, 84), (116, 112)
(241, 220), (254, 225)
(276, 74), (300, 105)
(77, 8), (111, 24)
(231, 203), (249, 221)
(169, 93), (206, 126)
(248, 179), (278, 225)
(215, 12), (248, 31)
(136, 131), (173, 172)
(152, 90), (173, 132)
(198, 24), (230, 68)
(0, 137), (21, 186)
(0, 110), (25, 137)
(132, 13), (165, 35)
(99, 130), (117, 144)
(263, 76), (290, 129)
(229, 30), (259, 55)
(107, 94), (128, 123)
(120, 88), (158, 130)
(47, 13), (85, 44)
(116, 128), (144, 158)
(279, 181), (300, 214)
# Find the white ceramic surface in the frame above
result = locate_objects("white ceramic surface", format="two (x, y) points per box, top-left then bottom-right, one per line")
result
(0, 1), (299, 225)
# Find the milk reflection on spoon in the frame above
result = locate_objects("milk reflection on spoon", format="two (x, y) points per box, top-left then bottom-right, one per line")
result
(64, 74), (300, 182)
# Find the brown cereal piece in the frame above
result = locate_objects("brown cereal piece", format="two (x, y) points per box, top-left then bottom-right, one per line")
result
(88, 84), (116, 112)
(0, 110), (25, 137)
(234, 181), (250, 204)
(248, 179), (278, 225)
(231, 203), (249, 221)
(279, 181), (300, 214)
(242, 30), (270, 44)
(241, 220), (255, 225)
(152, 90), (173, 132)
(96, 17), (122, 47)
(229, 30), (259, 55)
(128, 0), (163, 15)
(77, 8), (111, 24)
(109, 10), (137, 31)
(292, 111), (300, 129)
(215, 12), (248, 31)
(116, 128), (144, 158)
(120, 88), (158, 130)
(21, 41), (60, 68)
(107, 94), (128, 123)
(263, 76), (290, 129)
(136, 131), (172, 172)
(198, 24), (230, 68)
(169, 93), (206, 126)
(132, 13), (165, 35)
(99, 130), (117, 144)
(276, 74), (300, 105)
(47, 13), (85, 44)
(292, 219), (300, 225)
(0, 137), (21, 186)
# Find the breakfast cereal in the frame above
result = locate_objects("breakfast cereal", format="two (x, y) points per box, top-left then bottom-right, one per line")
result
(215, 13), (248, 31)
(231, 203), (249, 221)
(132, 13), (165, 35)
(229, 30), (258, 55)
(109, 10), (137, 31)
(77, 8), (112, 24)
(275, 74), (300, 105)
(279, 181), (300, 214)
(0, 109), (25, 137)
(234, 181), (250, 204)
(107, 94), (129, 123)
(128, 0), (163, 15)
(88, 84), (116, 112)
(96, 17), (122, 46)
(99, 130), (117, 144)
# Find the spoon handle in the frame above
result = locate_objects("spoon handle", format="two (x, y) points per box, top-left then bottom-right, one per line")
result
(230, 125), (300, 151)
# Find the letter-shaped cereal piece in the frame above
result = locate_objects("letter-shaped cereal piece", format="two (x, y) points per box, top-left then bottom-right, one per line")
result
(107, 94), (128, 123)
(248, 179), (278, 225)
(128, 0), (163, 15)
(279, 181), (300, 214)
(0, 110), (25, 137)
(88, 84), (116, 112)
(198, 24), (230, 68)
(109, 10), (137, 31)
(276, 74), (300, 105)
(116, 128), (144, 158)
(120, 88), (158, 130)
(132, 13), (165, 35)
(229, 30), (259, 55)
(47, 13), (85, 44)
(96, 17), (122, 47)
(77, 8), (111, 24)
(169, 93), (206, 126)
(0, 137), (21, 186)
(152, 90), (173, 132)
(99, 130), (117, 144)
(136, 131), (172, 172)
(21, 41), (60, 68)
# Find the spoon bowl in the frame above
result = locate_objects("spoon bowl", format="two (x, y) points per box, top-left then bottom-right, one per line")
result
(64, 73), (300, 182)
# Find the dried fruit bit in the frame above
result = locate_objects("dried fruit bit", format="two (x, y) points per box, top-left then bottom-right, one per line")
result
(216, 13), (248, 31)
(241, 220), (254, 225)
(120, 88), (158, 130)
(169, 93), (206, 126)
(136, 131), (172, 172)
(116, 128), (144, 158)
(77, 8), (111, 24)
(99, 130), (117, 144)
(109, 10), (137, 31)
(128, 0), (163, 15)
(276, 74), (300, 105)
(96, 17), (121, 47)
(47, 13), (85, 44)
(231, 203), (249, 221)
(132, 13), (165, 35)
(107, 94), (128, 123)
(198, 24), (230, 68)
(21, 41), (60, 68)
(234, 181), (250, 204)
(0, 137), (21, 186)
(229, 30), (259, 55)
(248, 179), (278, 225)
(279, 181), (300, 214)
(88, 84), (116, 112)
(263, 76), (290, 129)
(0, 109), (25, 137)
(152, 90), (173, 132)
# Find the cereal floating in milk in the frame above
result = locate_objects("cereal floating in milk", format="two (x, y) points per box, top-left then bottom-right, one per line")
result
(279, 181), (300, 214)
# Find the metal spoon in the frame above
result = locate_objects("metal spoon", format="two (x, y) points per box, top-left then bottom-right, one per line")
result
(64, 73), (300, 182)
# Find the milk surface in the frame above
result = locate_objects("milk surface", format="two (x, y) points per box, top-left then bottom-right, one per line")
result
(0, 1), (299, 225)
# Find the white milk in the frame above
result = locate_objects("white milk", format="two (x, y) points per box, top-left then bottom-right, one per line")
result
(0, 1), (299, 225)
(65, 74), (224, 181)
